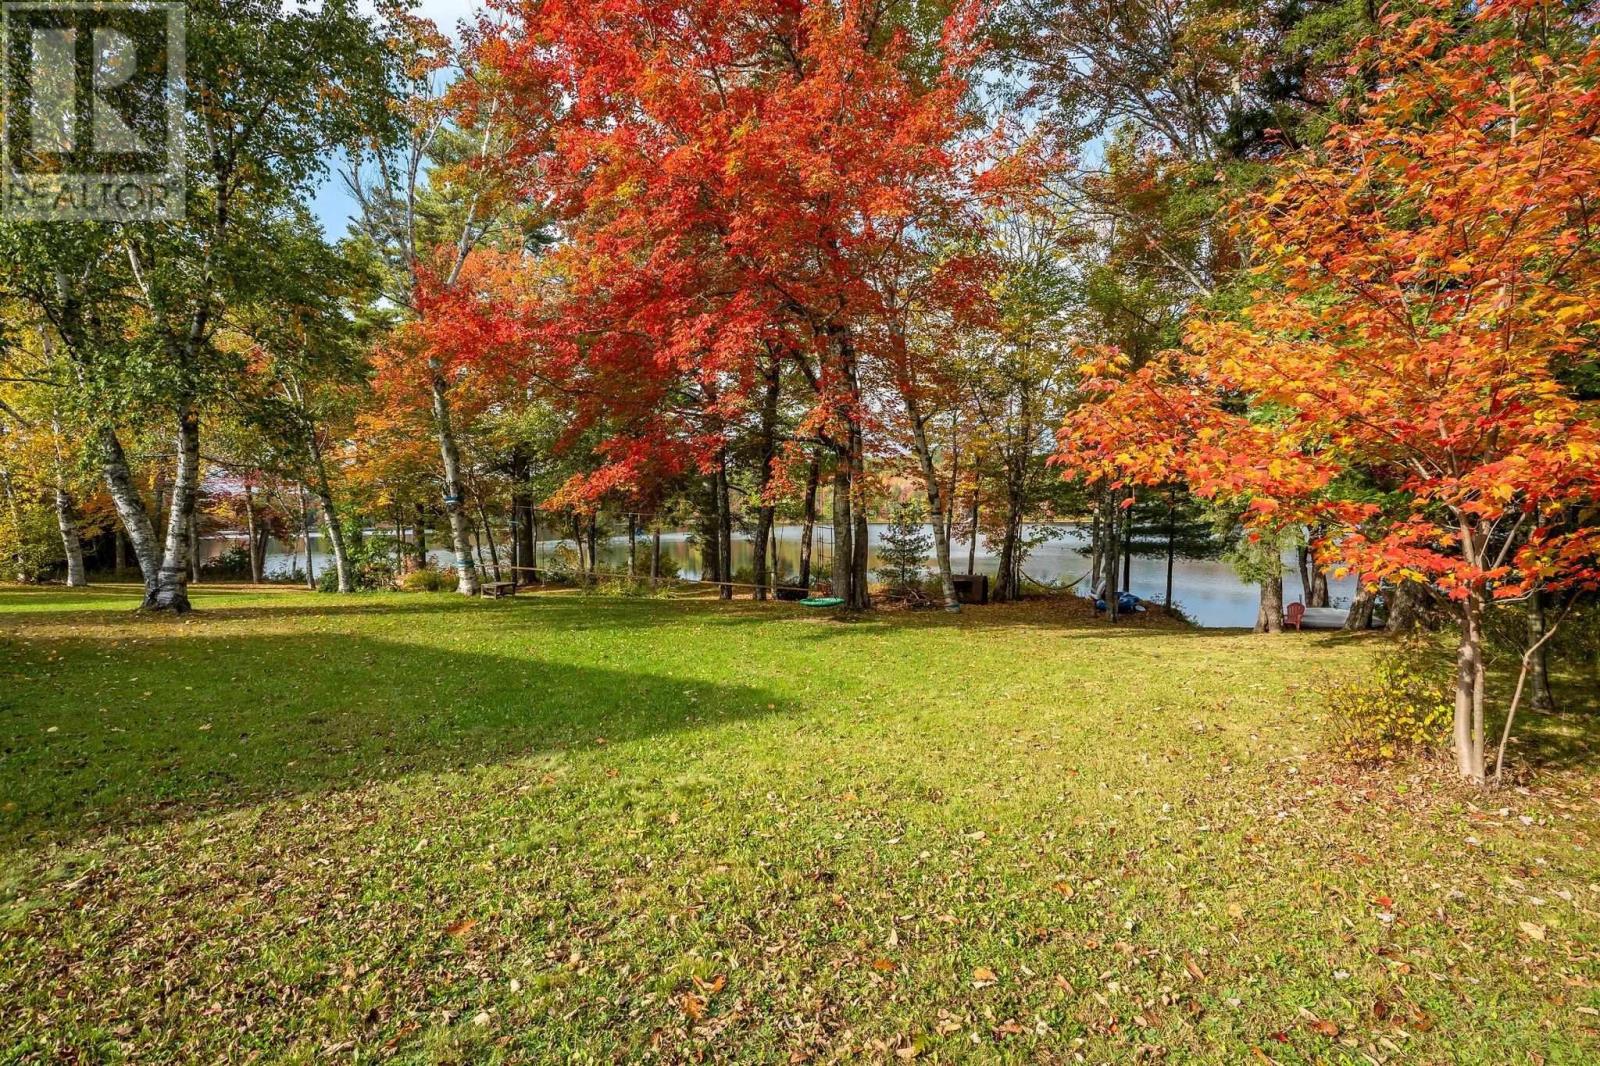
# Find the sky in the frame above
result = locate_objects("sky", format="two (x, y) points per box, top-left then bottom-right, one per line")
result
(309, 0), (481, 237)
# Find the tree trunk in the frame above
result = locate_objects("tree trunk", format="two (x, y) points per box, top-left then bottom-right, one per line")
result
(54, 486), (87, 587)
(307, 429), (353, 593)
(307, 488), (349, 591)
(651, 524), (661, 586)
(1386, 581), (1424, 634)
(1102, 493), (1120, 621)
(244, 484), (262, 583)
(831, 457), (854, 603)
(753, 355), (781, 600)
(428, 361), (479, 596)
(945, 410), (959, 550)
(1454, 586), (1487, 781)
(628, 512), (638, 579)
(1527, 589), (1556, 712)
(153, 468), (168, 549)
(852, 484), (870, 607)
(476, 496), (501, 582)
(799, 451), (819, 589)
(1164, 498), (1176, 614)
(586, 514), (598, 582)
(716, 450), (734, 600)
(1296, 545), (1312, 606)
(510, 448), (535, 585)
(1255, 573), (1284, 634)
(97, 426), (160, 593)
(509, 502), (519, 575)
(994, 453), (1028, 603)
(254, 523), (271, 582)
(904, 389), (958, 611)
(1122, 495), (1133, 592)
(415, 502), (428, 562)
(189, 520), (201, 584)
(1344, 580), (1376, 630)
(1089, 510), (1104, 596)
(141, 406), (199, 613)
(826, 325), (870, 610)
(299, 486), (316, 590)
(48, 413), (87, 588)
(114, 527), (127, 574)
(753, 499), (772, 597)
(968, 491), (978, 575)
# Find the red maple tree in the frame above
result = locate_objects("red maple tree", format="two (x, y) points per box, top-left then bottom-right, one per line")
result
(1055, 0), (1600, 781)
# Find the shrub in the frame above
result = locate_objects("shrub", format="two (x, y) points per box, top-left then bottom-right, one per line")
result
(652, 553), (681, 582)
(541, 544), (584, 584)
(400, 566), (457, 592)
(317, 537), (401, 592)
(1323, 646), (1452, 762)
(596, 575), (651, 597)
(203, 545), (254, 579)
(0, 505), (62, 583)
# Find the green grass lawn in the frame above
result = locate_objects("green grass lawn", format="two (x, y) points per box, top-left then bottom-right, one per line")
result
(1, 585), (1597, 1063)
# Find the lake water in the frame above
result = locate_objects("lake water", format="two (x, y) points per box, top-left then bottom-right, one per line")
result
(202, 523), (1353, 630)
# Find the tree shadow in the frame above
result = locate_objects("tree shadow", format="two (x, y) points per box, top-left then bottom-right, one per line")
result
(0, 584), (818, 632)
(0, 629), (790, 848)
(1487, 660), (1600, 775)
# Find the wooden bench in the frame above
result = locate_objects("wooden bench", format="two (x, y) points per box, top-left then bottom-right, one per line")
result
(481, 581), (517, 599)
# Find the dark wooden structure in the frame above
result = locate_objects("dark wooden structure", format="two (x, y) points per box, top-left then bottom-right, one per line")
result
(951, 574), (989, 605)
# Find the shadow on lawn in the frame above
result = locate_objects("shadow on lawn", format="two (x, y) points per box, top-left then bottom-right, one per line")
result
(0, 627), (790, 848)
(0, 584), (816, 631)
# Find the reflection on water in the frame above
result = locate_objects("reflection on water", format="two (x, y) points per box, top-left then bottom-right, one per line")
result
(202, 523), (1352, 629)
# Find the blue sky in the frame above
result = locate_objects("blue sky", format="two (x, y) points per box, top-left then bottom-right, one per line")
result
(310, 0), (479, 237)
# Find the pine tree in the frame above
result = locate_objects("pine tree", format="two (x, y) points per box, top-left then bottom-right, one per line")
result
(875, 503), (933, 591)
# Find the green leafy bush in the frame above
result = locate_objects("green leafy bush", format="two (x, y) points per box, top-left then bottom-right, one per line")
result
(1323, 647), (1452, 762)
(0, 505), (61, 583)
(203, 545), (254, 579)
(317, 537), (401, 592)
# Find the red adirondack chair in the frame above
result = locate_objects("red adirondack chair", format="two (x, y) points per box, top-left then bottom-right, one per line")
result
(1285, 601), (1306, 630)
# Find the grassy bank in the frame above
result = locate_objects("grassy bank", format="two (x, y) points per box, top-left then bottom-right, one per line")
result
(1, 585), (1596, 1062)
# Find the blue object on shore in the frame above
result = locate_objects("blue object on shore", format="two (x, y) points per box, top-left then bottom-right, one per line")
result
(1094, 592), (1144, 613)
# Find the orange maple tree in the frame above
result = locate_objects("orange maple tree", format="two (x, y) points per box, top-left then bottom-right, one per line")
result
(1055, 0), (1600, 781)
(461, 0), (994, 607)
